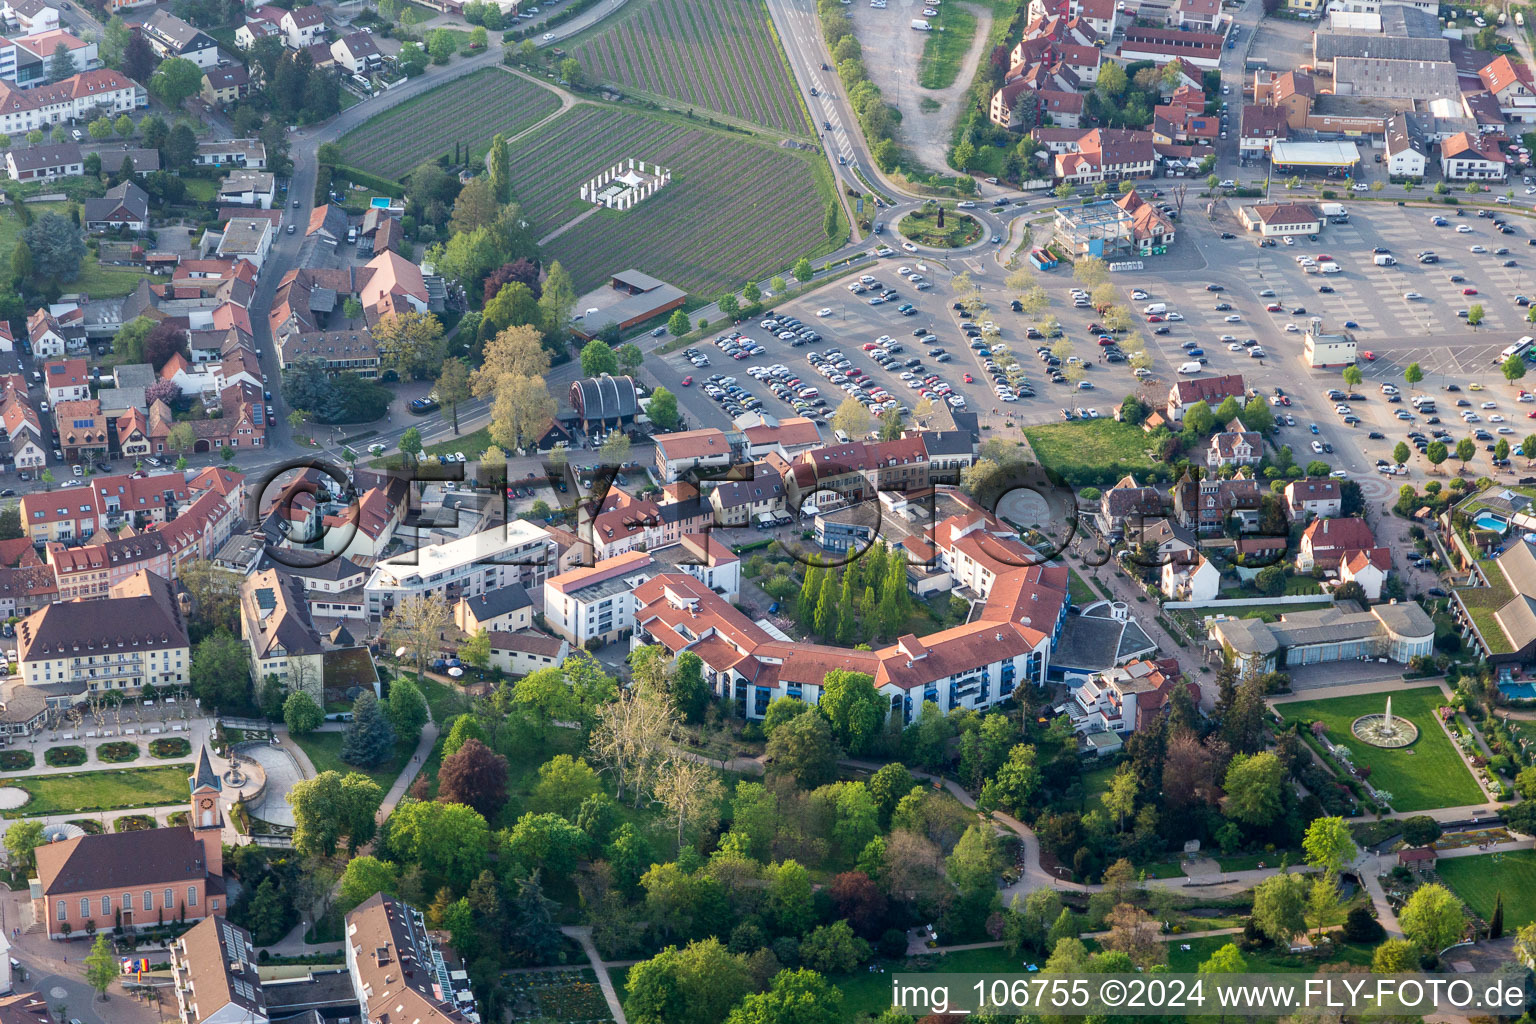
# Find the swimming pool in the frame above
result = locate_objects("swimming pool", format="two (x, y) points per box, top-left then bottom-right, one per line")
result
(1475, 511), (1509, 533)
(1500, 681), (1536, 700)
(370, 197), (392, 209)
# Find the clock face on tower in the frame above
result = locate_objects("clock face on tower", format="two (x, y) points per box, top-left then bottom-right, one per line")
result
(200, 798), (213, 810)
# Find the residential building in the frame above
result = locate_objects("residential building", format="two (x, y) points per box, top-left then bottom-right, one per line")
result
(239, 568), (324, 703)
(1097, 475), (1166, 537)
(344, 895), (473, 1024)
(1206, 423), (1263, 468)
(1441, 131), (1507, 181)
(1166, 373), (1245, 422)
(11, 29), (95, 79)
(1, 0), (59, 34)
(1053, 128), (1157, 183)
(1172, 467), (1262, 534)
(1339, 546), (1392, 599)
(1239, 104), (1290, 163)
(1451, 537), (1536, 662)
(169, 917), (267, 1024)
(1284, 477), (1342, 521)
(1118, 26), (1227, 68)
(542, 550), (655, 647)
(0, 994), (52, 1023)
(216, 170), (274, 209)
(1213, 603), (1433, 671)
(330, 30), (381, 73)
(141, 10), (219, 67)
(44, 358), (89, 405)
(277, 328), (380, 378)
(357, 249), (428, 322)
(1239, 202), (1323, 236)
(1170, 0), (1222, 29)
(3, 142), (81, 181)
(33, 747), (226, 938)
(16, 570), (189, 698)
(194, 139), (265, 169)
(216, 218), (272, 272)
(1383, 116), (1427, 177)
(1, 396), (45, 476)
(453, 584), (534, 634)
(1479, 54), (1536, 121)
(1162, 551), (1221, 601)
(1067, 657), (1191, 734)
(54, 400), (106, 463)
(1253, 70), (1317, 130)
(653, 428), (733, 483)
(364, 522), (557, 619)
(487, 630), (569, 676)
(709, 465), (787, 526)
(1297, 515), (1376, 570)
(200, 64), (249, 106)
(280, 5), (326, 49)
(83, 180), (148, 231)
(674, 532), (741, 602)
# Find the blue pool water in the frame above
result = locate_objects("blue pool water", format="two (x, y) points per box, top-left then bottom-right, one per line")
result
(1475, 511), (1509, 533)
(370, 197), (392, 209)
(1500, 681), (1536, 700)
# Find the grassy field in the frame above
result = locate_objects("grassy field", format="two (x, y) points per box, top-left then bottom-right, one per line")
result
(424, 425), (494, 458)
(917, 4), (979, 90)
(1022, 418), (1161, 488)
(1438, 849), (1536, 927)
(1210, 601), (1334, 622)
(1165, 933), (1374, 973)
(516, 105), (834, 296)
(0, 205), (150, 298)
(1066, 568), (1099, 604)
(337, 68), (561, 180)
(291, 731), (416, 790)
(1276, 687), (1482, 812)
(0, 765), (193, 817)
(566, 0), (807, 134)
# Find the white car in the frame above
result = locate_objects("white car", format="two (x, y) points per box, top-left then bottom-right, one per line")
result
(1491, 414), (1506, 422)
(1527, 187), (1536, 195)
(1499, 426), (1516, 434)
(1218, 179), (1235, 189)
(1219, 334), (1237, 342)
(1166, 312), (1184, 321)
(1228, 342), (1244, 351)
(1131, 290), (1149, 300)
(543, 31), (554, 39)
(816, 308), (833, 317)
(1457, 224), (1474, 233)
(957, 201), (976, 209)
(1403, 291), (1423, 300)
(1351, 183), (1369, 192)
(1482, 401), (1498, 408)
(1224, 314), (1242, 322)
(1311, 440), (1325, 453)
(902, 241), (917, 252)
(1471, 245), (1488, 254)
(1282, 236), (1295, 245)
(897, 266), (911, 275)
(1285, 323), (1299, 332)
(1329, 469), (1348, 478)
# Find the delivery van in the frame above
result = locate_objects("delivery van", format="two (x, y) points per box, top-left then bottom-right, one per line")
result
(1373, 254), (1396, 266)
(1142, 302), (1167, 314)
(910, 18), (931, 28)
(1178, 361), (1203, 375)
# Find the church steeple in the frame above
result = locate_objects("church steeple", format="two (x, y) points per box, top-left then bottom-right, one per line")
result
(188, 746), (224, 877)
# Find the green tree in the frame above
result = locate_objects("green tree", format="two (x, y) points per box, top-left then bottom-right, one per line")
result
(648, 386), (680, 430)
(725, 968), (842, 1024)
(338, 855), (398, 913)
(1427, 440), (1448, 470)
(1506, 353), (1528, 383)
(287, 770), (384, 857)
(1401, 815), (1443, 848)
(427, 28), (456, 63)
(3, 820), (44, 871)
(1198, 942), (1247, 973)
(385, 676), (429, 745)
(385, 799), (489, 889)
(1469, 304), (1486, 328)
(1222, 752), (1284, 826)
(1393, 441), (1411, 466)
(1303, 816), (1357, 873)
(435, 358), (472, 435)
(581, 340), (619, 377)
(979, 743), (1040, 814)
(488, 133), (510, 201)
(1405, 362), (1423, 385)
(1400, 883), (1465, 953)
(667, 309), (691, 337)
(190, 630), (250, 711)
(1372, 938), (1418, 973)
(793, 257), (814, 282)
(341, 692), (397, 768)
(1250, 871), (1309, 945)
(1456, 437), (1476, 470)
(84, 933), (117, 1000)
(767, 711), (839, 788)
(283, 690), (323, 734)
(1342, 363), (1364, 388)
(624, 939), (752, 1024)
(149, 57), (202, 107)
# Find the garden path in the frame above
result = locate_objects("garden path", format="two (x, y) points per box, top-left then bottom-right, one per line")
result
(562, 925), (629, 1024)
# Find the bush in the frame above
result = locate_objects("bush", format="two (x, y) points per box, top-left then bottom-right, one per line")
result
(0, 750), (33, 771)
(166, 810), (189, 828)
(113, 814), (157, 832)
(1342, 905), (1384, 943)
(149, 737), (191, 759)
(879, 928), (909, 958)
(97, 741), (139, 763)
(67, 819), (104, 834)
(44, 745), (86, 767)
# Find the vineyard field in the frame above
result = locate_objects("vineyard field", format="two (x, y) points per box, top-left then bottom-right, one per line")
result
(337, 69), (561, 180)
(567, 0), (806, 134)
(511, 106), (831, 297)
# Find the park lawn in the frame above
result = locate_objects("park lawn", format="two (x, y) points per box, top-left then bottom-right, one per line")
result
(1208, 601), (1333, 623)
(1438, 849), (1536, 928)
(291, 730), (415, 790)
(1022, 419), (1160, 489)
(1275, 687), (1482, 812)
(1216, 850), (1297, 872)
(1165, 934), (1374, 973)
(181, 177), (219, 203)
(1081, 762), (1114, 812)
(1067, 568), (1099, 605)
(424, 426), (493, 459)
(0, 765), (193, 817)
(917, 4), (979, 90)
(838, 946), (1027, 1020)
(67, 259), (153, 298)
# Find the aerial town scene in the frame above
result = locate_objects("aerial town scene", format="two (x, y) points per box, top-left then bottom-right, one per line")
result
(9, 0), (1536, 1015)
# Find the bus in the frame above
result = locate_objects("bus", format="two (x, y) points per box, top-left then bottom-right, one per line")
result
(1498, 336), (1535, 363)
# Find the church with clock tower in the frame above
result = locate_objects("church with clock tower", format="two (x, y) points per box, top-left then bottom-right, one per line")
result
(32, 747), (227, 939)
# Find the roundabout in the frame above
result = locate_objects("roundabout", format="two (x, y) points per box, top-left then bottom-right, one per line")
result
(897, 207), (983, 250)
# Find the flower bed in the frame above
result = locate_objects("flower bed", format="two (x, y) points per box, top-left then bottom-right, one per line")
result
(44, 745), (86, 768)
(67, 819), (103, 834)
(113, 814), (157, 832)
(149, 737), (191, 759)
(166, 810), (188, 828)
(505, 969), (613, 1024)
(0, 750), (33, 771)
(97, 741), (139, 763)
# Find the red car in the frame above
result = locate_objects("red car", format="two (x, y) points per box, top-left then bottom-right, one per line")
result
(963, 373), (974, 383)
(1146, 314), (1164, 323)
(681, 375), (693, 386)
(1527, 410), (1536, 418)
(1097, 336), (1114, 346)
(1266, 303), (1283, 312)
(1463, 287), (1478, 295)
(1360, 351), (1376, 361)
